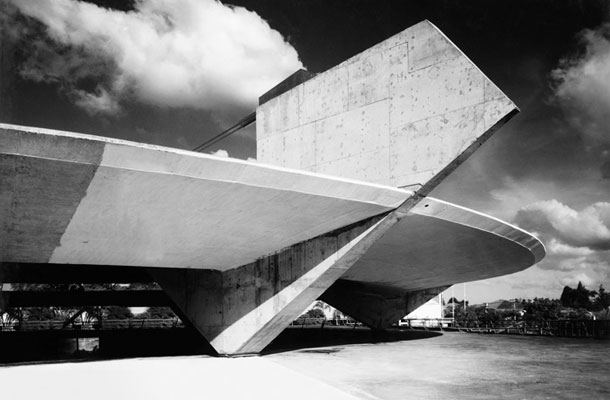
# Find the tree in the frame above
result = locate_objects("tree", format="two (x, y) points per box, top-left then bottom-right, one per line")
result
(103, 306), (134, 320)
(25, 307), (62, 321)
(133, 307), (177, 319)
(594, 285), (610, 311)
(560, 281), (596, 309)
(522, 298), (562, 320)
(478, 309), (502, 326)
(304, 308), (325, 319)
(454, 308), (478, 326)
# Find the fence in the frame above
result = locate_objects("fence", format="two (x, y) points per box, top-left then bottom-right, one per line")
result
(289, 317), (363, 328)
(0, 318), (183, 332)
(454, 319), (610, 339)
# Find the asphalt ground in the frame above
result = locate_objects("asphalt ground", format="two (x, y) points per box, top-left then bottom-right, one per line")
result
(268, 331), (610, 399)
(1, 330), (608, 399)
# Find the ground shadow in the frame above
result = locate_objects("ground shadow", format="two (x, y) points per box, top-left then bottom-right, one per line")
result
(261, 326), (442, 355)
(0, 328), (214, 364)
(0, 326), (442, 364)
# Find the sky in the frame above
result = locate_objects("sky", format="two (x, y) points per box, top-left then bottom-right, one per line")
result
(1, 0), (609, 304)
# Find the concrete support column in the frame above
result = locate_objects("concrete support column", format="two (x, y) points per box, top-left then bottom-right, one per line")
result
(321, 280), (449, 329)
(151, 213), (393, 355)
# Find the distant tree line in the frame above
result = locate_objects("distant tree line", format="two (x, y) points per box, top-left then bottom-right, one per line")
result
(445, 282), (610, 326)
(0, 282), (176, 327)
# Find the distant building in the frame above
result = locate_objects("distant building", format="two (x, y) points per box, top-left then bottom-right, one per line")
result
(480, 299), (524, 312)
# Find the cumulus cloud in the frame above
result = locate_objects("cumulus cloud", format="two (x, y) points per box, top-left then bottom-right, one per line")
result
(551, 23), (610, 145)
(510, 198), (610, 296)
(546, 238), (595, 258)
(515, 200), (610, 251)
(486, 177), (558, 221)
(73, 87), (121, 116)
(7, 0), (302, 115)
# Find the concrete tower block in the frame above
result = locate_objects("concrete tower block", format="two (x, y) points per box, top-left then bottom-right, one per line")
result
(256, 20), (517, 189)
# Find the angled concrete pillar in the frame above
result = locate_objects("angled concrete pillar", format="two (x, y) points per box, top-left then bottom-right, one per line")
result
(320, 280), (449, 329)
(0, 19), (543, 359)
(151, 187), (451, 355)
(151, 214), (394, 355)
(152, 20), (522, 355)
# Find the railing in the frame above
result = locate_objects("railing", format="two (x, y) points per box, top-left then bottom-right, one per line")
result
(0, 318), (184, 332)
(452, 319), (610, 339)
(289, 318), (363, 328)
(397, 318), (454, 329)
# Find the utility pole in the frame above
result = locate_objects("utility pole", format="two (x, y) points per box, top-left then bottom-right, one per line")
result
(451, 285), (455, 324)
(463, 282), (467, 311)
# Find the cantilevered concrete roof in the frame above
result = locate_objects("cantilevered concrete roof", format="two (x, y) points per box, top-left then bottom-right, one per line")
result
(341, 197), (545, 292)
(0, 123), (408, 270)
(1, 123), (543, 281)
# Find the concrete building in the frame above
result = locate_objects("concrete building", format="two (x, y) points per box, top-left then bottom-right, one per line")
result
(0, 21), (544, 355)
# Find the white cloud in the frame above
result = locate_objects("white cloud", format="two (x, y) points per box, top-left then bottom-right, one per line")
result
(8, 0), (302, 115)
(486, 177), (557, 221)
(515, 200), (610, 251)
(73, 87), (121, 116)
(449, 252), (610, 303)
(546, 238), (594, 257)
(559, 272), (598, 289)
(503, 198), (610, 299)
(551, 23), (610, 145)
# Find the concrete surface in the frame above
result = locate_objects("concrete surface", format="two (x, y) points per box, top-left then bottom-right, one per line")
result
(2, 333), (608, 400)
(257, 20), (517, 189)
(268, 332), (610, 400)
(322, 284), (449, 330)
(317, 193), (545, 332)
(0, 123), (407, 270)
(0, 356), (360, 400)
(0, 20), (545, 357)
(342, 196), (545, 291)
(150, 193), (544, 354)
(151, 216), (389, 355)
(1, 121), (545, 355)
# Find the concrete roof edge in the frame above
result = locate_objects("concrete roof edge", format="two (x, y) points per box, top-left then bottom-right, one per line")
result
(0, 122), (412, 208)
(418, 196), (546, 265)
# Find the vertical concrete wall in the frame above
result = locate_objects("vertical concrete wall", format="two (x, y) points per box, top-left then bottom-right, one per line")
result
(257, 20), (516, 188)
